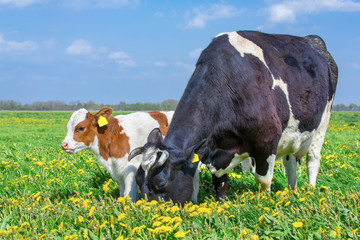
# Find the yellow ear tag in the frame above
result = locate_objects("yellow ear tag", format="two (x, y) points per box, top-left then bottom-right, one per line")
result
(191, 153), (199, 163)
(98, 116), (108, 127)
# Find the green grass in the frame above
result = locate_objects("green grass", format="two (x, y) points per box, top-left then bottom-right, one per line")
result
(0, 111), (359, 239)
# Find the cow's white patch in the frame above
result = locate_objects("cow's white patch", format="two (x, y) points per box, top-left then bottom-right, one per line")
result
(218, 31), (270, 70)
(272, 77), (316, 158)
(207, 152), (250, 178)
(255, 154), (276, 191)
(137, 147), (169, 180)
(306, 99), (333, 185)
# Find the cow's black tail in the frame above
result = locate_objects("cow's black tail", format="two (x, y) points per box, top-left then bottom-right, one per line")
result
(305, 35), (338, 101)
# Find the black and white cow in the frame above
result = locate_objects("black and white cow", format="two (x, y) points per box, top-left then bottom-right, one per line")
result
(129, 31), (338, 204)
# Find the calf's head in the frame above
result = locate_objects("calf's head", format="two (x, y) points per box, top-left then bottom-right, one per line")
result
(61, 107), (113, 154)
(128, 128), (206, 205)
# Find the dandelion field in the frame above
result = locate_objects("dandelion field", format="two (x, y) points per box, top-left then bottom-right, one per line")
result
(0, 111), (359, 239)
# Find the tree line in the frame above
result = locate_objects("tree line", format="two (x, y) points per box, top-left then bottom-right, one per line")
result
(0, 100), (178, 111)
(0, 100), (359, 111)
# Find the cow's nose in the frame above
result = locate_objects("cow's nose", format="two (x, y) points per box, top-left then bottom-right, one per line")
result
(61, 142), (68, 150)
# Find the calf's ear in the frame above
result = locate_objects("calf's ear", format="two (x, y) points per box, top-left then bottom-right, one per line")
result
(94, 107), (113, 127)
(95, 107), (113, 118)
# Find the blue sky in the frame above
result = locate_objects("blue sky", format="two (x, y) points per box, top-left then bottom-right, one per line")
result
(0, 0), (359, 105)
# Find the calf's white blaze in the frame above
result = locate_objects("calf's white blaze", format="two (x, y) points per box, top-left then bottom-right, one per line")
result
(62, 108), (88, 153)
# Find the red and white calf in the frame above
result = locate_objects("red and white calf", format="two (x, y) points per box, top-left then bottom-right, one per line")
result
(61, 107), (173, 201)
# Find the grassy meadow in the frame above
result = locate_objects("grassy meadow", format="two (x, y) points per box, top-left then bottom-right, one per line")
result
(0, 111), (359, 239)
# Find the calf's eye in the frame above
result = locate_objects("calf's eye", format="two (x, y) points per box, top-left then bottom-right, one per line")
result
(77, 127), (85, 132)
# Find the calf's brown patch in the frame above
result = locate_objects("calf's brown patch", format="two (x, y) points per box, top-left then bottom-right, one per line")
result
(149, 111), (170, 135)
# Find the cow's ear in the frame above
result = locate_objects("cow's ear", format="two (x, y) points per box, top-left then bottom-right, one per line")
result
(147, 128), (163, 144)
(188, 139), (208, 164)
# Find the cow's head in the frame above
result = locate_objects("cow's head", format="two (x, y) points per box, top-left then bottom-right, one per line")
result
(128, 128), (206, 205)
(61, 107), (113, 154)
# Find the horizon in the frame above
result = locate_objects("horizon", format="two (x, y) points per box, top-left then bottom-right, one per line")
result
(1, 0), (360, 105)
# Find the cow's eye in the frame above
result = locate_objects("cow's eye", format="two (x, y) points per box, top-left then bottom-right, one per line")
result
(77, 127), (85, 132)
(155, 181), (168, 190)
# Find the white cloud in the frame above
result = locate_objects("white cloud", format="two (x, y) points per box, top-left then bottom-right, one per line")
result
(176, 61), (194, 71)
(0, 0), (43, 7)
(62, 0), (139, 9)
(267, 0), (360, 23)
(185, 4), (244, 29)
(0, 33), (38, 53)
(189, 48), (202, 59)
(154, 61), (166, 67)
(349, 62), (360, 69)
(108, 51), (136, 67)
(66, 39), (93, 55)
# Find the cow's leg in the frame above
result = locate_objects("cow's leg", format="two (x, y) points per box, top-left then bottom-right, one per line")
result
(283, 155), (298, 189)
(212, 174), (228, 200)
(306, 103), (332, 186)
(254, 154), (276, 191)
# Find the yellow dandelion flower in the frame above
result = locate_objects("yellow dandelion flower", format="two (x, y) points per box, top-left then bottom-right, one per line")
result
(284, 201), (291, 206)
(299, 198), (305, 202)
(119, 223), (127, 229)
(240, 228), (250, 237)
(41, 205), (50, 211)
(258, 215), (265, 222)
(271, 212), (279, 217)
(152, 221), (162, 227)
(251, 234), (260, 240)
(263, 207), (270, 212)
(173, 222), (181, 230)
(174, 230), (190, 238)
(88, 206), (95, 217)
(319, 197), (326, 205)
(131, 225), (146, 234)
(58, 222), (64, 231)
(82, 199), (90, 210)
(32, 192), (41, 199)
(100, 221), (108, 228)
(293, 222), (303, 228)
(118, 213), (126, 221)
(152, 226), (174, 234)
(217, 207), (225, 214)
(20, 222), (30, 229)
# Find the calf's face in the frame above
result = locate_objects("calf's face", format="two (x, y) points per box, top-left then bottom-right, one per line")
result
(61, 107), (112, 154)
